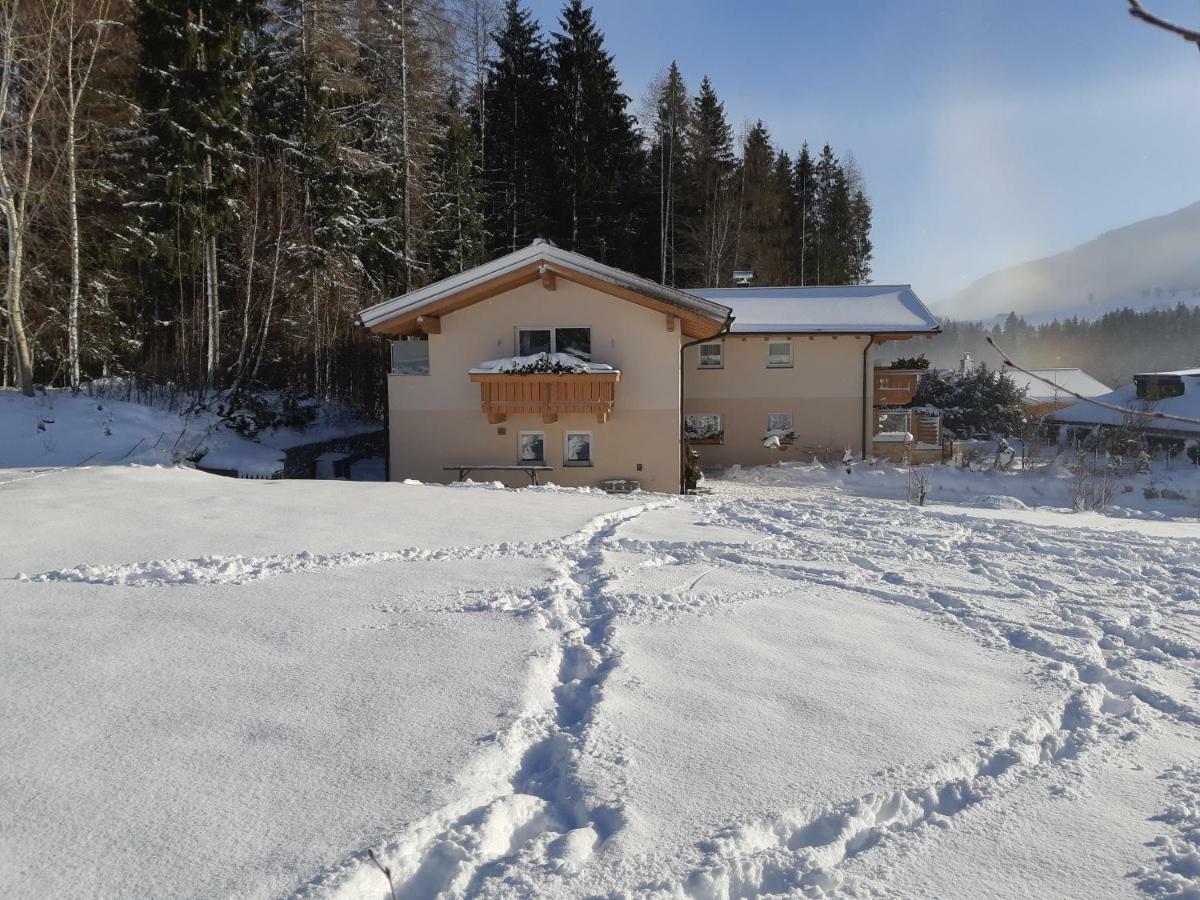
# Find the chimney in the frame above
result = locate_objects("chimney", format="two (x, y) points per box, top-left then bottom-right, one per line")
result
(732, 270), (754, 287)
(960, 353), (973, 375)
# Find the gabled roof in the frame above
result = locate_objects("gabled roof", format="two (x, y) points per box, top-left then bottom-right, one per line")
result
(686, 284), (940, 335)
(1136, 368), (1200, 378)
(359, 241), (733, 339)
(1004, 368), (1112, 404)
(1053, 380), (1200, 435)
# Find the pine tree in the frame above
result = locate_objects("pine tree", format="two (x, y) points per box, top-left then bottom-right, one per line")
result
(428, 84), (486, 279)
(733, 120), (778, 283)
(132, 0), (265, 388)
(648, 61), (689, 285)
(482, 0), (552, 252)
(546, 0), (643, 267)
(790, 142), (817, 285)
(682, 75), (736, 286)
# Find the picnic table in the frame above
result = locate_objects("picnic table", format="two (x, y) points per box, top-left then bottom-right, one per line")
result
(443, 465), (554, 485)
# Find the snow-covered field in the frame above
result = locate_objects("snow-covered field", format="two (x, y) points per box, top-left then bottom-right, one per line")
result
(4, 465), (1200, 898)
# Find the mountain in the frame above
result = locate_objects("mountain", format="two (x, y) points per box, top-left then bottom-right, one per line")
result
(945, 200), (1200, 321)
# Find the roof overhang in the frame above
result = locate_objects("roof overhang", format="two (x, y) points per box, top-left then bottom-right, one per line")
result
(359, 242), (733, 340)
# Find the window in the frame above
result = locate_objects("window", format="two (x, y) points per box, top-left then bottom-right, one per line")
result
(766, 413), (793, 435)
(1136, 375), (1185, 401)
(390, 339), (429, 375)
(564, 431), (592, 466)
(698, 342), (723, 368)
(684, 413), (724, 443)
(517, 327), (592, 361)
(518, 431), (546, 463)
(767, 340), (792, 368)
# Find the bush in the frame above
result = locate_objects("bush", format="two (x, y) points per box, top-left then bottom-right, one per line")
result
(914, 364), (1027, 437)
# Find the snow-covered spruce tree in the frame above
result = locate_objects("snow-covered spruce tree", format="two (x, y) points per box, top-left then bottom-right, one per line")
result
(681, 75), (737, 287)
(428, 83), (486, 279)
(914, 364), (1028, 438)
(482, 0), (553, 253)
(131, 0), (265, 390)
(546, 0), (644, 270)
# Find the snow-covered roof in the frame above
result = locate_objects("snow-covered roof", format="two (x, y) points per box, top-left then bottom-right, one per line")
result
(359, 240), (733, 337)
(1003, 368), (1112, 404)
(1136, 367), (1200, 378)
(685, 284), (940, 334)
(1052, 381), (1200, 434)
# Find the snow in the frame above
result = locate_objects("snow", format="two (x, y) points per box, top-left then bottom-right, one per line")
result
(688, 284), (940, 334)
(4, 463), (1200, 897)
(469, 352), (617, 375)
(1003, 367), (1112, 403)
(1054, 377), (1200, 434)
(0, 385), (380, 475)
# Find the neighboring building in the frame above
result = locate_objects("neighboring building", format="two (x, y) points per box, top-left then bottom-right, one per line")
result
(1003, 367), (1111, 418)
(359, 242), (940, 491)
(1052, 367), (1200, 441)
(681, 285), (941, 468)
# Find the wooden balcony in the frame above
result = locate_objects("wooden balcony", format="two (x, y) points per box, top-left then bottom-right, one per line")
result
(873, 368), (922, 406)
(469, 371), (620, 424)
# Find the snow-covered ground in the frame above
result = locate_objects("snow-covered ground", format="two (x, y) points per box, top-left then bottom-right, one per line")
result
(4, 465), (1200, 898)
(0, 385), (380, 475)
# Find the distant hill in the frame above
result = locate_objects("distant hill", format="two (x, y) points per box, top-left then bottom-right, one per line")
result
(946, 200), (1200, 320)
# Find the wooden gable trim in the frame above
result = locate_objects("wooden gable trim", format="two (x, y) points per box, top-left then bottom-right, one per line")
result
(368, 259), (728, 339)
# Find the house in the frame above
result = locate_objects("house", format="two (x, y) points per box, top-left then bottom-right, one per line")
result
(1002, 367), (1111, 418)
(359, 242), (941, 491)
(680, 285), (941, 467)
(1051, 367), (1200, 443)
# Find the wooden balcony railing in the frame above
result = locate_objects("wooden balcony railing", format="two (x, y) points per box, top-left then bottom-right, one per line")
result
(468, 371), (620, 424)
(873, 368), (921, 406)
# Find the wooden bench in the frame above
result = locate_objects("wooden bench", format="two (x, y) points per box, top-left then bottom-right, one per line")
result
(444, 465), (554, 485)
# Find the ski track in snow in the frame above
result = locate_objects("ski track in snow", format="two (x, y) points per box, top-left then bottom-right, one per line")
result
(21, 484), (1200, 897)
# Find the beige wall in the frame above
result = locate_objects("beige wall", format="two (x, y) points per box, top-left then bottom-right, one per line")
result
(388, 279), (682, 490)
(683, 333), (875, 469)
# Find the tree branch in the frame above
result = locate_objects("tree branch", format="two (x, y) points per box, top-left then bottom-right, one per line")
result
(1128, 0), (1200, 54)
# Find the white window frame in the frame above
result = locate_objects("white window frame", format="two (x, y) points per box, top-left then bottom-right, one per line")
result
(518, 431), (546, 463)
(698, 342), (724, 369)
(766, 413), (793, 434)
(767, 340), (793, 368)
(563, 431), (593, 466)
(515, 326), (592, 359)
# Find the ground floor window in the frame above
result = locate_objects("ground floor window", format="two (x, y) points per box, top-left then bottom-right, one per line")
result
(564, 431), (593, 466)
(684, 413), (724, 443)
(519, 431), (546, 463)
(766, 413), (793, 434)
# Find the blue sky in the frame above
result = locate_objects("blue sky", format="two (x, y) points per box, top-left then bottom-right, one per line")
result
(525, 0), (1200, 309)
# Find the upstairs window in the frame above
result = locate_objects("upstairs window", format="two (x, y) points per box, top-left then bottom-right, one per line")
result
(1136, 375), (1185, 401)
(517, 327), (592, 361)
(698, 342), (723, 369)
(390, 339), (430, 375)
(767, 340), (792, 368)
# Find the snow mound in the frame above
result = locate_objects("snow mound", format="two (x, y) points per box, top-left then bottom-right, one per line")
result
(469, 352), (617, 375)
(965, 495), (1030, 510)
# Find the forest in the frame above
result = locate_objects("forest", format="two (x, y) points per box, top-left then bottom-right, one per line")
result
(924, 304), (1200, 389)
(1, 0), (874, 411)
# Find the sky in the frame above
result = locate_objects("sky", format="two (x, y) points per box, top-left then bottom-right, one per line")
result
(524, 0), (1200, 310)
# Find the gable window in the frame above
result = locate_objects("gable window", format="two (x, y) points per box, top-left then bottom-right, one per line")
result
(684, 413), (724, 444)
(564, 431), (592, 466)
(767, 340), (792, 368)
(698, 342), (723, 369)
(518, 431), (546, 463)
(517, 327), (592, 361)
(766, 413), (793, 435)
